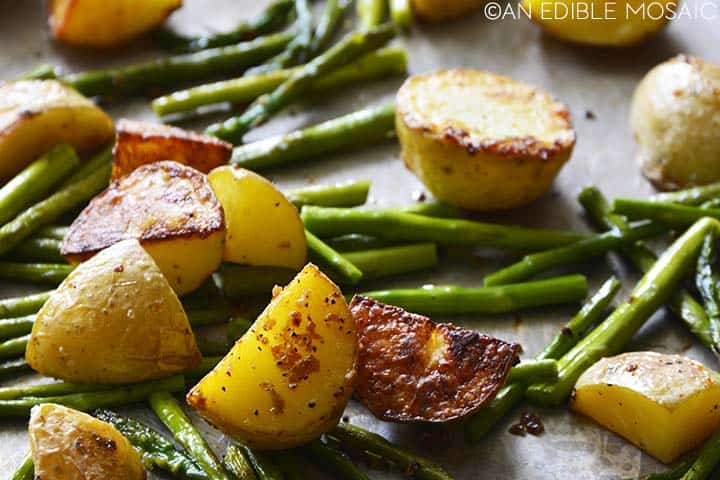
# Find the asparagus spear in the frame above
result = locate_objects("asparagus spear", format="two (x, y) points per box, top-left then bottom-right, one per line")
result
(357, 0), (388, 28)
(304, 440), (370, 480)
(389, 0), (413, 29)
(230, 103), (395, 170)
(465, 277), (620, 442)
(94, 409), (207, 479)
(0, 144), (80, 225)
(526, 217), (717, 406)
(272, 452), (311, 480)
(331, 422), (454, 480)
(149, 392), (230, 480)
(34, 225), (69, 240)
(343, 243), (438, 279)
(0, 358), (32, 378)
(10, 454), (33, 480)
(218, 265), (296, 298)
(0, 380), (112, 401)
(614, 199), (720, 227)
(286, 179), (370, 208)
(63, 33), (292, 98)
(302, 206), (586, 250)
(0, 315), (34, 340)
(0, 291), (52, 319)
(20, 63), (58, 80)
(311, 0), (351, 54)
(360, 274), (588, 315)
(325, 234), (390, 251)
(153, 47), (406, 117)
(6, 238), (64, 263)
(394, 201), (464, 218)
(680, 427), (720, 480)
(306, 229), (364, 284)
(229, 444), (284, 480)
(206, 24), (396, 143)
(227, 316), (254, 342)
(579, 187), (714, 349)
(185, 356), (223, 381)
(0, 262), (73, 285)
(695, 233), (720, 355)
(0, 374), (185, 417)
(222, 444), (258, 480)
(0, 334), (28, 359)
(483, 221), (667, 286)
(507, 359), (558, 383)
(196, 338), (229, 356)
(650, 182), (720, 206)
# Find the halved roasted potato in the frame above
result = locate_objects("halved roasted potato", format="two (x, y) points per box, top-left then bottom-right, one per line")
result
(411, 0), (485, 22)
(29, 403), (146, 480)
(61, 161), (225, 295)
(349, 295), (520, 423)
(396, 69), (575, 211)
(188, 263), (357, 450)
(571, 351), (720, 464)
(49, 0), (182, 48)
(27, 239), (201, 383)
(112, 119), (232, 180)
(0, 80), (114, 181)
(208, 166), (307, 269)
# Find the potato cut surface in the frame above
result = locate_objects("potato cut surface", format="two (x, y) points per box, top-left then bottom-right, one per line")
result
(349, 295), (520, 423)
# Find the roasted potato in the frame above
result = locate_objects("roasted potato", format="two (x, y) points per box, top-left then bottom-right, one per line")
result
(187, 263), (357, 450)
(0, 80), (114, 181)
(49, 0), (182, 48)
(521, 0), (675, 46)
(208, 166), (307, 269)
(29, 403), (146, 480)
(396, 69), (575, 211)
(631, 55), (720, 190)
(112, 119), (232, 180)
(349, 295), (520, 423)
(571, 351), (720, 464)
(410, 0), (485, 22)
(27, 239), (201, 383)
(61, 161), (225, 295)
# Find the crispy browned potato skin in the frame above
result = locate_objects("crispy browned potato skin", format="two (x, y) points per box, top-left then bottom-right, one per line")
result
(349, 295), (520, 423)
(112, 120), (232, 180)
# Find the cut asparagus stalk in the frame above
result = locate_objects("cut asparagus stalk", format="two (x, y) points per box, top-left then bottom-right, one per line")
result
(0, 315), (35, 340)
(0, 291), (53, 319)
(222, 444), (259, 480)
(304, 440), (370, 480)
(0, 262), (74, 285)
(614, 199), (720, 227)
(357, 0), (387, 28)
(6, 238), (64, 263)
(343, 243), (437, 279)
(306, 229), (363, 284)
(10, 454), (33, 480)
(286, 180), (370, 208)
(507, 359), (558, 383)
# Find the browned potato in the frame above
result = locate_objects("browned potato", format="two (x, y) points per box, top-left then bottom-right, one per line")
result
(61, 161), (225, 295)
(112, 119), (232, 180)
(349, 295), (520, 423)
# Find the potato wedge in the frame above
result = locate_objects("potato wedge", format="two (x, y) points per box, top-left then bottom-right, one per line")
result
(49, 0), (182, 48)
(208, 166), (306, 269)
(29, 403), (146, 480)
(349, 295), (520, 423)
(27, 239), (201, 383)
(396, 69), (575, 211)
(112, 119), (232, 180)
(411, 0), (485, 22)
(61, 161), (225, 295)
(0, 80), (114, 181)
(571, 351), (720, 464)
(187, 263), (357, 450)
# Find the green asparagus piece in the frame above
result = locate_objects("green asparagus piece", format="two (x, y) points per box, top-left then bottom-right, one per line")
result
(196, 338), (229, 356)
(64, 33), (292, 98)
(0, 334), (28, 359)
(185, 356), (223, 381)
(389, 0), (413, 29)
(311, 0), (351, 54)
(0, 144), (80, 225)
(0, 315), (34, 340)
(0, 358), (32, 378)
(227, 316), (254, 342)
(222, 443), (258, 480)
(343, 243), (438, 279)
(206, 24), (396, 143)
(483, 221), (667, 286)
(0, 380), (113, 401)
(10, 454), (34, 480)
(331, 422), (454, 480)
(0, 291), (52, 319)
(0, 262), (73, 285)
(325, 234), (391, 251)
(286, 179), (370, 208)
(231, 103), (395, 169)
(579, 187), (714, 349)
(526, 217), (717, 406)
(218, 265), (296, 298)
(614, 199), (720, 227)
(0, 374), (185, 418)
(680, 427), (720, 480)
(34, 225), (69, 240)
(306, 229), (364, 284)
(21, 63), (58, 80)
(464, 277), (621, 442)
(302, 206), (585, 250)
(273, 452), (311, 480)
(695, 233), (720, 354)
(187, 307), (233, 328)
(304, 440), (370, 480)
(150, 392), (230, 480)
(395, 202), (464, 218)
(360, 274), (588, 315)
(357, 0), (387, 28)
(230, 444), (284, 480)
(6, 237), (64, 263)
(507, 359), (558, 383)
(650, 182), (720, 206)
(94, 409), (207, 479)
(153, 47), (406, 116)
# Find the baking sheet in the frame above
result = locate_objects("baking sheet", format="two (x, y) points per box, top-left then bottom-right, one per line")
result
(1, 1), (719, 478)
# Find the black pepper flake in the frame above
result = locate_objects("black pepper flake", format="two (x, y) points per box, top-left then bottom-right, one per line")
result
(308, 401), (316, 408)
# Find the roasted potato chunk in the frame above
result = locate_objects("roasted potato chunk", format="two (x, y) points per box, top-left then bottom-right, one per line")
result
(571, 352), (720, 464)
(27, 239), (200, 383)
(396, 69), (575, 211)
(49, 0), (182, 48)
(61, 161), (225, 295)
(631, 55), (720, 190)
(411, 0), (485, 22)
(349, 295), (520, 423)
(112, 119), (232, 180)
(30, 403), (146, 480)
(188, 264), (357, 450)
(0, 80), (114, 181)
(208, 166), (307, 269)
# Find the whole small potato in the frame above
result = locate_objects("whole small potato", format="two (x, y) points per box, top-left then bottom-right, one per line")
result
(631, 55), (720, 190)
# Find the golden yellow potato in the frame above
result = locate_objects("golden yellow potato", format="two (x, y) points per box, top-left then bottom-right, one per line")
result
(62, 161), (225, 295)
(571, 351), (720, 464)
(208, 166), (307, 269)
(187, 263), (357, 450)
(521, 0), (675, 46)
(631, 55), (720, 190)
(396, 69), (575, 211)
(0, 80), (114, 181)
(27, 239), (201, 383)
(49, 0), (182, 48)
(411, 0), (485, 22)
(29, 403), (146, 480)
